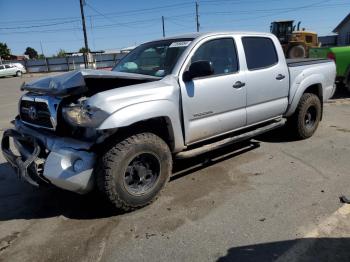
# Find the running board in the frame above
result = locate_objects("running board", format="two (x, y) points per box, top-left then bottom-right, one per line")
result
(176, 119), (286, 159)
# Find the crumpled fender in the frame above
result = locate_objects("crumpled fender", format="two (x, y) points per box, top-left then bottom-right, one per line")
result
(97, 99), (185, 152)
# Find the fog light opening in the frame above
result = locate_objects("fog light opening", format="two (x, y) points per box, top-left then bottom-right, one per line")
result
(73, 159), (84, 172)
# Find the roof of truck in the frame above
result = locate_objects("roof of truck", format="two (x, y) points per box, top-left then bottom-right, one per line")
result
(152, 31), (273, 42)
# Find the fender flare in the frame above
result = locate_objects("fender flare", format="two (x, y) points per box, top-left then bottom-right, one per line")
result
(286, 74), (324, 117)
(97, 100), (185, 152)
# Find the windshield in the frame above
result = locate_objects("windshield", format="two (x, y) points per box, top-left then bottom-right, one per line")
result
(113, 38), (193, 77)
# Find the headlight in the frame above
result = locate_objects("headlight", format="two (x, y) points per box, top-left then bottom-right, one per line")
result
(62, 101), (108, 127)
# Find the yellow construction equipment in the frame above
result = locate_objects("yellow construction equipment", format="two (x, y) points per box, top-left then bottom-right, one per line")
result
(270, 20), (319, 58)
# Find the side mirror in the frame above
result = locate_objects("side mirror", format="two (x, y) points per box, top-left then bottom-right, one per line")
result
(183, 60), (214, 82)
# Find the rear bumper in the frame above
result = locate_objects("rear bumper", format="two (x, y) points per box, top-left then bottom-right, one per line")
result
(1, 119), (96, 194)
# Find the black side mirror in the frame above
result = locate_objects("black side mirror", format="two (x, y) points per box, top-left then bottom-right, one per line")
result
(183, 60), (214, 82)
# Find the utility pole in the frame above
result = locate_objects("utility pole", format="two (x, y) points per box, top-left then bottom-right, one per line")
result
(162, 16), (165, 38)
(79, 0), (89, 68)
(195, 1), (200, 32)
(40, 40), (45, 57)
(40, 40), (49, 71)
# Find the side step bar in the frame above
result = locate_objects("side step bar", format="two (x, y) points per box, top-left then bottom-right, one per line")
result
(176, 119), (286, 159)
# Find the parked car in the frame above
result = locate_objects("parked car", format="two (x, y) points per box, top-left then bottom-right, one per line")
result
(2, 32), (336, 211)
(310, 45), (350, 94)
(10, 63), (27, 74)
(0, 64), (23, 77)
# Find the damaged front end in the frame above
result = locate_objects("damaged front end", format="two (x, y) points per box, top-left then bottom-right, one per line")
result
(1, 119), (96, 193)
(1, 69), (160, 193)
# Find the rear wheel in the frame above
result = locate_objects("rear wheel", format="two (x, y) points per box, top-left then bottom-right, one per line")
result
(288, 45), (306, 58)
(96, 132), (172, 211)
(288, 93), (321, 139)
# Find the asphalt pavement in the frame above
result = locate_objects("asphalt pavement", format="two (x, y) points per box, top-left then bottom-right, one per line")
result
(0, 74), (350, 262)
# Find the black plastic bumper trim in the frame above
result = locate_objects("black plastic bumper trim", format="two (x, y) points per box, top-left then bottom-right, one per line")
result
(1, 129), (41, 186)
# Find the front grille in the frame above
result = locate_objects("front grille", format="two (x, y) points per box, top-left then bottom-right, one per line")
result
(20, 100), (53, 128)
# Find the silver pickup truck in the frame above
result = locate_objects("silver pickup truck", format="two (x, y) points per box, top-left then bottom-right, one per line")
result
(2, 32), (336, 210)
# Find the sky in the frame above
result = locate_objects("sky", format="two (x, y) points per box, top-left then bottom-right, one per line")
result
(0, 0), (349, 56)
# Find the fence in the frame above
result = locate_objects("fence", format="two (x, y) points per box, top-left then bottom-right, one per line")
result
(3, 53), (126, 73)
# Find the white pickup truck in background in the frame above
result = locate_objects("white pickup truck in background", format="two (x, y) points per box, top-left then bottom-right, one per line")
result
(2, 32), (336, 210)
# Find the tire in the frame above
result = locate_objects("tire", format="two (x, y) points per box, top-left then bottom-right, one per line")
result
(16, 71), (22, 77)
(96, 132), (172, 211)
(288, 45), (306, 58)
(288, 93), (321, 139)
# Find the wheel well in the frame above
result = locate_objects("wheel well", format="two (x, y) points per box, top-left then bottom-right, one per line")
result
(304, 84), (322, 100)
(101, 117), (175, 152)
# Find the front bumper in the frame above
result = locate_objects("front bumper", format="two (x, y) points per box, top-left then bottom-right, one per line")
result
(1, 119), (96, 194)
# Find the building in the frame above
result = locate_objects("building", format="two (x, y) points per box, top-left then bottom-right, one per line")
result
(333, 12), (350, 46)
(318, 35), (337, 47)
(8, 54), (29, 60)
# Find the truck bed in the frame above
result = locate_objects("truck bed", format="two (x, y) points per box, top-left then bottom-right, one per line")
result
(287, 58), (331, 67)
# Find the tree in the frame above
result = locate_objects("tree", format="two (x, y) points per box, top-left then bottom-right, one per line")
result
(79, 47), (91, 53)
(0, 42), (11, 59)
(38, 54), (45, 59)
(24, 47), (38, 59)
(55, 49), (67, 58)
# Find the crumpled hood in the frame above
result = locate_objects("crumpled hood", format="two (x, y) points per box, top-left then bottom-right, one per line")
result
(87, 75), (179, 115)
(21, 69), (160, 96)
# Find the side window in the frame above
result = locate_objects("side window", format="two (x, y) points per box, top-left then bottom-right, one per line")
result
(0, 65), (4, 70)
(191, 38), (238, 75)
(242, 37), (278, 70)
(5, 65), (11, 68)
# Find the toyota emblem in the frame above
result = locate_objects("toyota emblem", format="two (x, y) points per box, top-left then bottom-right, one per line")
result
(28, 106), (38, 120)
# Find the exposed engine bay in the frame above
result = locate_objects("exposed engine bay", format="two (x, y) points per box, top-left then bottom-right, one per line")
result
(19, 70), (160, 140)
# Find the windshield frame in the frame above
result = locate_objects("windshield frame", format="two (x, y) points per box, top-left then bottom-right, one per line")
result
(112, 38), (194, 78)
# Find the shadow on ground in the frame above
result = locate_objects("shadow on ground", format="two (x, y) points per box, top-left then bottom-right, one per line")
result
(255, 125), (299, 143)
(0, 141), (259, 221)
(218, 238), (350, 262)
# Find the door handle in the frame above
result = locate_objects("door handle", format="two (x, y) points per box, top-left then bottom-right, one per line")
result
(233, 81), (245, 89)
(276, 74), (285, 80)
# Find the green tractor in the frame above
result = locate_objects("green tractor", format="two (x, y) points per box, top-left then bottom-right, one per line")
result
(270, 20), (319, 58)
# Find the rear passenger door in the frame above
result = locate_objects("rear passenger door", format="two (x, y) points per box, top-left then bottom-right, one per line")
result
(242, 36), (289, 125)
(4, 65), (16, 76)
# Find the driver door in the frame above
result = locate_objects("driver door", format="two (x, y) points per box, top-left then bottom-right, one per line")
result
(179, 37), (247, 144)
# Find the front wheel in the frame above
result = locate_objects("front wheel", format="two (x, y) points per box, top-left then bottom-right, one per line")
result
(288, 93), (321, 139)
(96, 133), (172, 211)
(15, 71), (22, 77)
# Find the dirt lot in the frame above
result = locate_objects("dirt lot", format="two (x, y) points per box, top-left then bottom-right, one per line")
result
(0, 75), (350, 262)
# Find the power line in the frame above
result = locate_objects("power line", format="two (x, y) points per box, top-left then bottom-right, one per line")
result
(0, 1), (193, 25)
(85, 2), (134, 29)
(0, 19), (80, 30)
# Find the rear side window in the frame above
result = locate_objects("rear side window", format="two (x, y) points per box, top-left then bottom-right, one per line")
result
(191, 38), (239, 75)
(242, 37), (278, 70)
